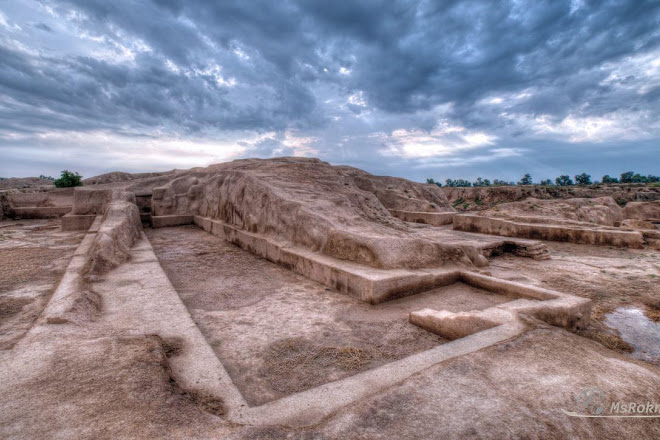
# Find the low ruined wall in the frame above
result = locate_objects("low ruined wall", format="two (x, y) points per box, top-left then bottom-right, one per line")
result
(1, 188), (74, 219)
(453, 214), (644, 248)
(87, 194), (142, 275)
(388, 210), (455, 226)
(443, 185), (660, 211)
(623, 201), (660, 220)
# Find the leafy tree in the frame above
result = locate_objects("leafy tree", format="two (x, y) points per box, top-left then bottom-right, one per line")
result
(426, 178), (442, 187)
(601, 175), (618, 183)
(445, 178), (471, 187)
(647, 175), (660, 183)
(574, 173), (592, 185)
(620, 171), (634, 183)
(54, 170), (83, 188)
(493, 179), (513, 186)
(517, 173), (533, 185)
(555, 175), (574, 186)
(539, 179), (553, 186)
(472, 177), (491, 187)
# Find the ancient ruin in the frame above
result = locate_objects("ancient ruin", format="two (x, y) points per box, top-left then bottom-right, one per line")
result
(1, 158), (659, 438)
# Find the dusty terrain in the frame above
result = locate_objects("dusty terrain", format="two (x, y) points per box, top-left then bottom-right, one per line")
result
(1, 158), (659, 439)
(146, 225), (522, 406)
(0, 219), (85, 349)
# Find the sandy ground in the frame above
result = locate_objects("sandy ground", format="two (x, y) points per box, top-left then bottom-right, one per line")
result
(0, 219), (84, 349)
(488, 241), (660, 363)
(1, 222), (660, 438)
(147, 226), (520, 405)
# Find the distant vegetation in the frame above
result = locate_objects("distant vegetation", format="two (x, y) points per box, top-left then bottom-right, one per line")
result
(427, 171), (659, 187)
(54, 170), (83, 188)
(39, 174), (55, 181)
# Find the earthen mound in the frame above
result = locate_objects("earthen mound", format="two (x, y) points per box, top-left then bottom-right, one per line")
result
(152, 158), (472, 269)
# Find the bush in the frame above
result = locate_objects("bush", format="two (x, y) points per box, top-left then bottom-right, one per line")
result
(426, 178), (442, 187)
(54, 170), (83, 188)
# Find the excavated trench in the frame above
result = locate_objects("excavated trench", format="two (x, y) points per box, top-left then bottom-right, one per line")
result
(146, 225), (517, 405)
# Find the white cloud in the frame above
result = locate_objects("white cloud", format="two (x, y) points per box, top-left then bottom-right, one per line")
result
(380, 122), (497, 158)
(505, 111), (659, 143)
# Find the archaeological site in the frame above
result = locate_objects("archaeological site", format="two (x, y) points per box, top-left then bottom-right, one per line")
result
(1, 157), (659, 438)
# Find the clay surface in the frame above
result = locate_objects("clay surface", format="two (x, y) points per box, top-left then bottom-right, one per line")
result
(1, 159), (660, 438)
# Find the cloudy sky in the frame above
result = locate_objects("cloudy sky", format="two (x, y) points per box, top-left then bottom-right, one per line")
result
(1, 0), (659, 182)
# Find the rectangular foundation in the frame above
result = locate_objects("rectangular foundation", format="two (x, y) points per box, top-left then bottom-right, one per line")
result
(194, 215), (461, 304)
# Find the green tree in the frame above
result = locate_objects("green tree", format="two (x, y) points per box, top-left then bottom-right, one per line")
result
(445, 178), (471, 187)
(602, 175), (618, 183)
(473, 177), (491, 187)
(620, 171), (634, 183)
(574, 173), (592, 185)
(631, 173), (647, 183)
(517, 173), (533, 185)
(54, 170), (83, 188)
(426, 178), (442, 187)
(539, 179), (553, 186)
(555, 175), (574, 186)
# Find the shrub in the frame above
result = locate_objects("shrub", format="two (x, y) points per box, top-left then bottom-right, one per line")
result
(426, 178), (442, 187)
(54, 170), (83, 188)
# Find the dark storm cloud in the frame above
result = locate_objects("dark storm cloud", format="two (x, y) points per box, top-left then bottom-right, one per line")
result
(0, 0), (659, 179)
